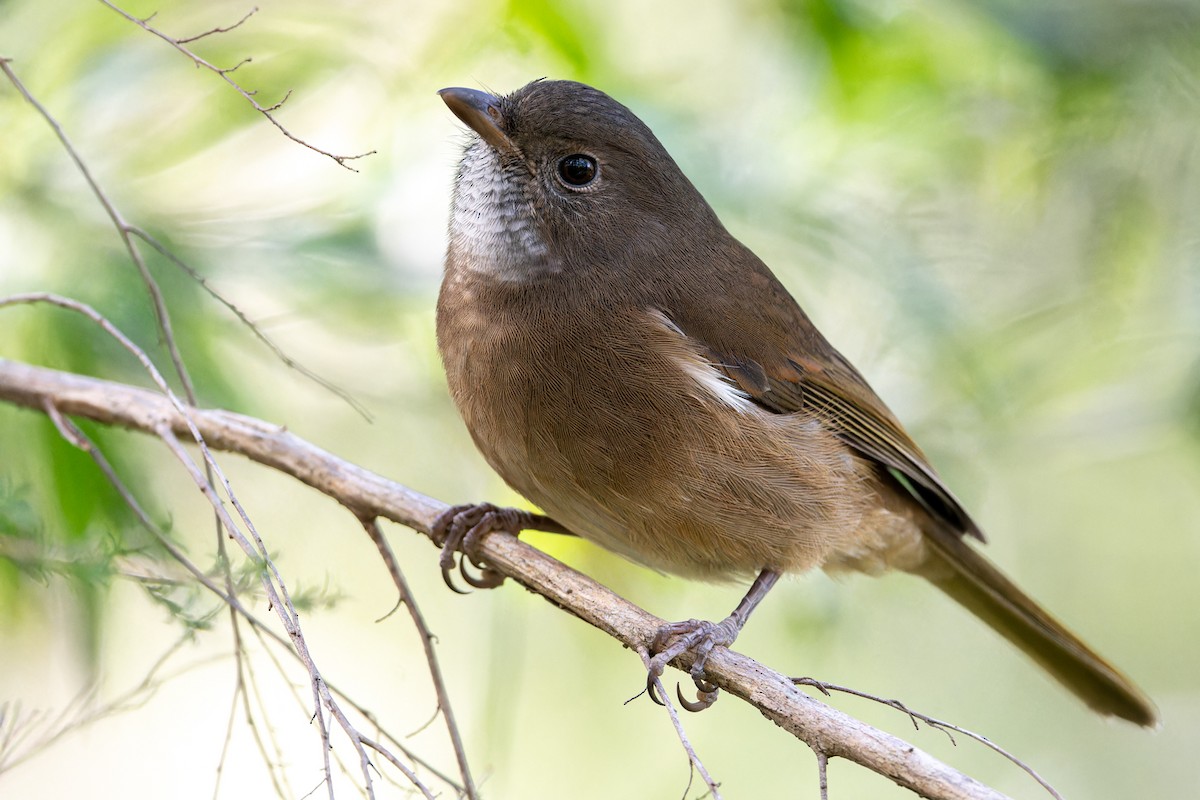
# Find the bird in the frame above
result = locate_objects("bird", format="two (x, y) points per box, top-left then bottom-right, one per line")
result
(432, 78), (1156, 725)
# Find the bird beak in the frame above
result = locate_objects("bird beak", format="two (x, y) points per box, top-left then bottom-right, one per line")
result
(438, 87), (517, 155)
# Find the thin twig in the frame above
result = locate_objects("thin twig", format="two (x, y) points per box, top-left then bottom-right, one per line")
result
(636, 648), (722, 799)
(128, 226), (372, 421)
(43, 393), (330, 799)
(0, 57), (371, 418)
(3, 40), (373, 512)
(359, 517), (479, 799)
(793, 677), (1063, 800)
(175, 5), (258, 44)
(814, 747), (829, 800)
(247, 621), (466, 795)
(213, 629), (294, 800)
(0, 631), (206, 774)
(0, 56), (197, 403)
(99, 1), (375, 171)
(154, 425), (357, 800)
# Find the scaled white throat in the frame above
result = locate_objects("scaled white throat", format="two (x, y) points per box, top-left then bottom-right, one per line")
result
(449, 140), (555, 281)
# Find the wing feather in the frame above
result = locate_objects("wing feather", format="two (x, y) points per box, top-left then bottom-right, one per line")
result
(678, 321), (984, 541)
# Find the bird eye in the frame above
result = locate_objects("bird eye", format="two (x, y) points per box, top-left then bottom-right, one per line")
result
(557, 154), (598, 187)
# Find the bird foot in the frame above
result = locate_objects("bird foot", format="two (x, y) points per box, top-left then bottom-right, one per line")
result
(646, 615), (744, 711)
(430, 503), (531, 592)
(642, 570), (781, 712)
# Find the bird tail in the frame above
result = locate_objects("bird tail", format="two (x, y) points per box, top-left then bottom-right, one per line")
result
(914, 529), (1157, 727)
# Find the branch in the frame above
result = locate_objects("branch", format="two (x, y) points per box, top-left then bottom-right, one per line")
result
(99, 1), (376, 171)
(358, 517), (478, 797)
(0, 293), (438, 798)
(0, 358), (1015, 800)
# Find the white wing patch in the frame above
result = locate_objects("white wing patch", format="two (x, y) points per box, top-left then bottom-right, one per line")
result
(646, 309), (757, 414)
(677, 356), (757, 413)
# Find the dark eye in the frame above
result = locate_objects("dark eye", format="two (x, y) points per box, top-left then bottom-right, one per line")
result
(557, 154), (598, 187)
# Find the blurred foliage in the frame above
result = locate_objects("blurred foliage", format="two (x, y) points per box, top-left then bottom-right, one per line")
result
(1, 1), (1198, 798)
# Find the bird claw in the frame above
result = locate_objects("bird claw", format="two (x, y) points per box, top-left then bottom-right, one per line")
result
(677, 680), (719, 712)
(432, 502), (526, 593)
(644, 616), (744, 711)
(460, 560), (505, 589)
(646, 674), (665, 706)
(642, 670), (720, 711)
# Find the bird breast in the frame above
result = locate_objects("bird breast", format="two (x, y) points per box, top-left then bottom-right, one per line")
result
(436, 284), (872, 581)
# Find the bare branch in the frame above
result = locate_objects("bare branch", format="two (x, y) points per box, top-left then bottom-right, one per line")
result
(0, 295), (438, 799)
(0, 356), (1019, 800)
(0, 56), (197, 403)
(359, 517), (479, 798)
(0, 634), (206, 773)
(0, 59), (370, 418)
(127, 226), (371, 421)
(99, 1), (376, 171)
(174, 5), (259, 44)
(794, 678), (1062, 799)
(636, 649), (723, 799)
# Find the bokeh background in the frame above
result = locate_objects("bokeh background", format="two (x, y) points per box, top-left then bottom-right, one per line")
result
(2, 0), (1198, 797)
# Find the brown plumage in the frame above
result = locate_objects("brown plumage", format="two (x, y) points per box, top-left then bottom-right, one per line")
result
(436, 79), (1156, 726)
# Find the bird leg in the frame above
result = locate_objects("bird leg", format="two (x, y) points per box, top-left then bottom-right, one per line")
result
(431, 502), (571, 592)
(648, 568), (781, 711)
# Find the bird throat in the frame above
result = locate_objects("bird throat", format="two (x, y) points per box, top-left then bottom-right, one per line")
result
(449, 140), (556, 281)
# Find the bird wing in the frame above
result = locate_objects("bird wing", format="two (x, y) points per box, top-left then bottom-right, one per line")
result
(668, 311), (984, 542)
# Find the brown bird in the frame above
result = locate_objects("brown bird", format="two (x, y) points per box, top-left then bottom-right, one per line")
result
(434, 79), (1156, 725)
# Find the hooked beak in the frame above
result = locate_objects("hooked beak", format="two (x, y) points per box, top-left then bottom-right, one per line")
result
(438, 87), (517, 154)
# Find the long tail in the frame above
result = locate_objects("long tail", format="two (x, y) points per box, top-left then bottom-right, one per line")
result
(915, 529), (1157, 727)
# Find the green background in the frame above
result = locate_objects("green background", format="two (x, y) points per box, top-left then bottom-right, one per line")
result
(1, 0), (1198, 797)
